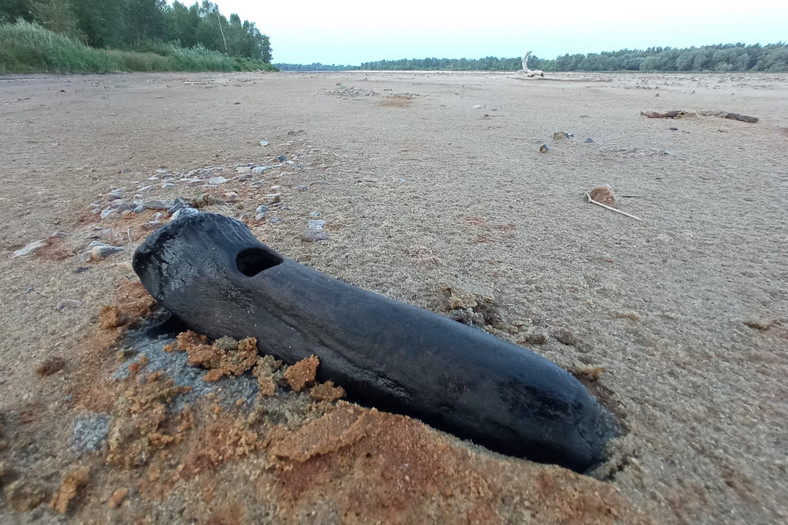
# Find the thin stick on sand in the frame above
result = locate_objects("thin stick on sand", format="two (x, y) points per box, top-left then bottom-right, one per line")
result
(585, 192), (643, 221)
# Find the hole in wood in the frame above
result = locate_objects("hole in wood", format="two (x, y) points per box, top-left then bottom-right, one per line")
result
(236, 247), (283, 276)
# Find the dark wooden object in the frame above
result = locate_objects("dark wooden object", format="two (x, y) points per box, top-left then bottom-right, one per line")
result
(133, 213), (618, 472)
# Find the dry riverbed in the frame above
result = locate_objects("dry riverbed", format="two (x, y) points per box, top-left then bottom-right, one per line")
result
(0, 70), (786, 523)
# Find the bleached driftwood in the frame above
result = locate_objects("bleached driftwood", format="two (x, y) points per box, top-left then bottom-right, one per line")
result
(585, 192), (642, 221)
(519, 51), (544, 78)
(642, 109), (758, 123)
(699, 110), (759, 123)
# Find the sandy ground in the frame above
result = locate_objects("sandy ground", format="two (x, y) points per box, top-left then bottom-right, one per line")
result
(0, 70), (786, 524)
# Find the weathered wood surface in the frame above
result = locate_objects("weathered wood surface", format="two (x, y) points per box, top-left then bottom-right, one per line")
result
(133, 213), (619, 472)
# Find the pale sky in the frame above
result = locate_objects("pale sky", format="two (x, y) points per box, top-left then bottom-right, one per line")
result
(209, 0), (787, 64)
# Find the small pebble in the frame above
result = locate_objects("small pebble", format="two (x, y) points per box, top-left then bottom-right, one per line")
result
(13, 240), (46, 258)
(168, 197), (192, 214)
(553, 328), (578, 346)
(307, 219), (326, 231)
(297, 185), (308, 191)
(301, 230), (329, 242)
(539, 144), (550, 153)
(208, 176), (229, 185)
(267, 193), (283, 204)
(269, 217), (282, 224)
(277, 155), (287, 162)
(57, 299), (83, 311)
(260, 141), (270, 147)
(143, 199), (175, 210)
(309, 211), (321, 217)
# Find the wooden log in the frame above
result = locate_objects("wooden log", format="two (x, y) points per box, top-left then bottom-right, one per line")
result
(699, 110), (759, 123)
(641, 110), (688, 119)
(133, 213), (619, 472)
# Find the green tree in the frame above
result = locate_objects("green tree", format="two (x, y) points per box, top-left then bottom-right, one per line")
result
(30, 0), (84, 39)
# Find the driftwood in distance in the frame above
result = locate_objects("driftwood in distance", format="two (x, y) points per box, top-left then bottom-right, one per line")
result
(642, 109), (759, 123)
(641, 110), (690, 119)
(699, 110), (759, 123)
(133, 213), (619, 473)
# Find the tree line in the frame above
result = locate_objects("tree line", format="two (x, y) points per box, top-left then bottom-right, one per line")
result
(0, 0), (272, 62)
(356, 43), (787, 72)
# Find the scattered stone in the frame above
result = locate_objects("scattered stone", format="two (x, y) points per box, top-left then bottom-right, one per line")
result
(269, 217), (282, 224)
(255, 205), (268, 220)
(83, 242), (123, 262)
(615, 311), (641, 321)
(585, 138), (594, 143)
(13, 240), (46, 258)
(252, 166), (270, 174)
(5, 479), (47, 511)
(143, 220), (162, 231)
(307, 219), (326, 231)
(208, 176), (229, 185)
(50, 465), (90, 514)
(100, 207), (117, 220)
(296, 185), (308, 191)
(70, 414), (111, 454)
(309, 211), (321, 217)
(161, 183), (175, 189)
(107, 488), (128, 508)
(519, 329), (548, 345)
(224, 191), (240, 203)
(236, 167), (251, 175)
(267, 193), (283, 204)
(301, 230), (329, 242)
(589, 186), (616, 206)
(552, 131), (573, 140)
(156, 169), (167, 174)
(106, 189), (123, 201)
(168, 197), (192, 214)
(553, 328), (579, 346)
(285, 355), (319, 392)
(472, 104), (482, 109)
(743, 320), (770, 330)
(143, 199), (175, 210)
(56, 299), (83, 311)
(259, 141), (270, 147)
(539, 144), (550, 153)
